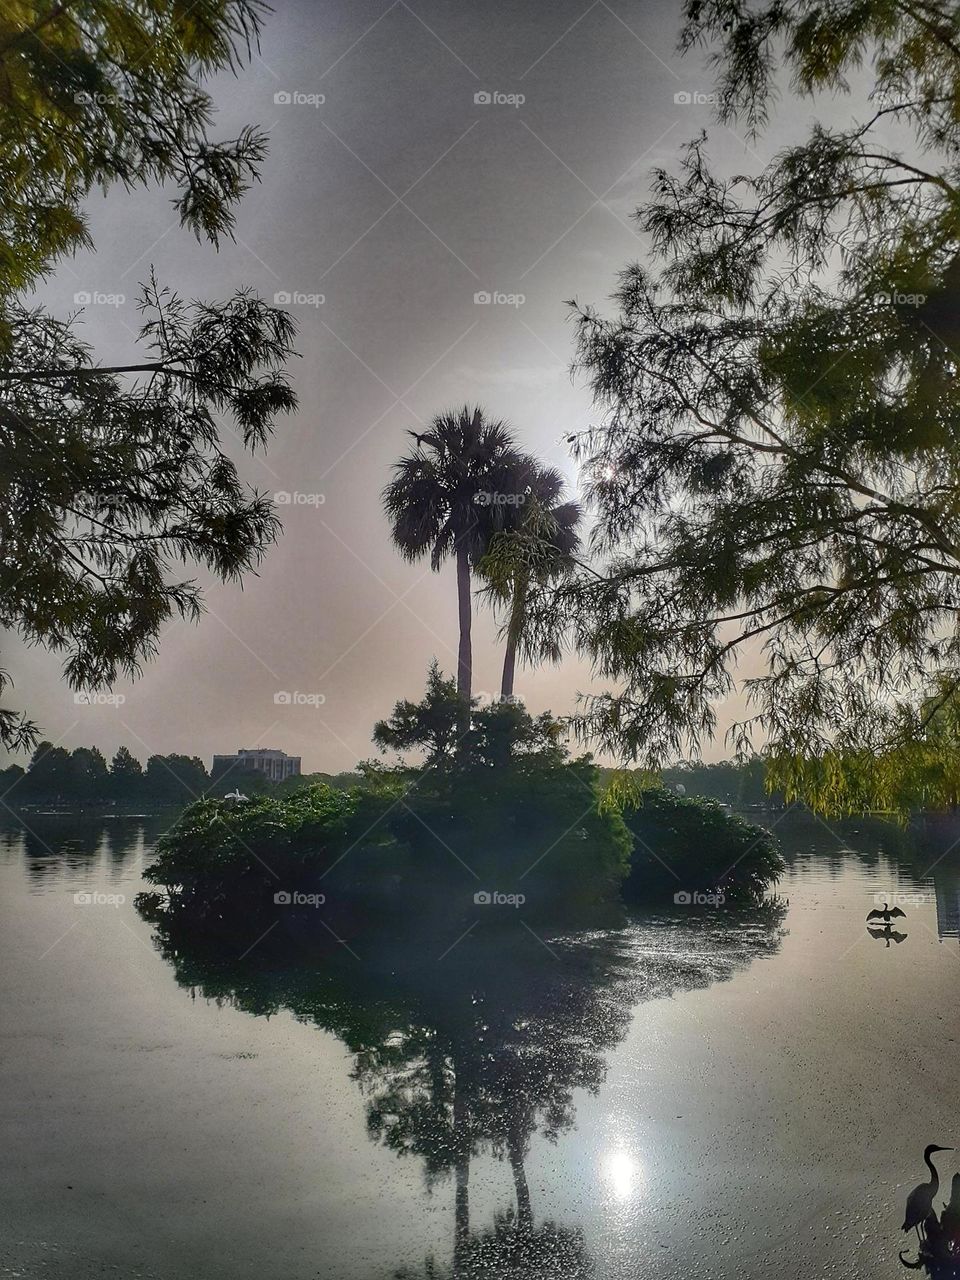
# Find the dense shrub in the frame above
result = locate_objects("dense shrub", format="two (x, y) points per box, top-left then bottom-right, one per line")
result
(622, 787), (784, 906)
(145, 756), (631, 923)
(144, 673), (783, 927)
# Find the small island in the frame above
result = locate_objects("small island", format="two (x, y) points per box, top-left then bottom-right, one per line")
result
(140, 663), (785, 939)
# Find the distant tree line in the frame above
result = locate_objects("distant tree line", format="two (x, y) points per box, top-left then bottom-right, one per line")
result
(0, 742), (784, 811)
(0, 742), (360, 808)
(657, 759), (784, 809)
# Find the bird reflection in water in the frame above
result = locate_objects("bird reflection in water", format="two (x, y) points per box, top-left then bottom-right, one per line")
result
(900, 1145), (960, 1276)
(869, 924), (908, 946)
(867, 900), (909, 947)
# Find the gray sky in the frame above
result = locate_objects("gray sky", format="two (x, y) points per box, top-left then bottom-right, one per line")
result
(8, 0), (771, 774)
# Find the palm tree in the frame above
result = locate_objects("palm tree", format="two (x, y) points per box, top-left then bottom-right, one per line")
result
(479, 463), (581, 701)
(383, 406), (525, 718)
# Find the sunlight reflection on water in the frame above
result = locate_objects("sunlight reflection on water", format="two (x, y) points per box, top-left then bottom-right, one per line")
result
(602, 1149), (644, 1201)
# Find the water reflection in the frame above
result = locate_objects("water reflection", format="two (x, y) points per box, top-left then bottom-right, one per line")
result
(0, 811), (166, 885)
(763, 810), (960, 945)
(601, 1150), (643, 1202)
(6, 808), (960, 1274)
(933, 869), (960, 940)
(868, 924), (909, 946)
(140, 899), (787, 1278)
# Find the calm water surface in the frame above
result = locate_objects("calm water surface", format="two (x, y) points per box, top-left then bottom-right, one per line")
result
(2, 811), (960, 1279)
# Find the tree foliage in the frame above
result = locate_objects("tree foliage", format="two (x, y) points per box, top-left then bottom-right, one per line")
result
(658, 756), (777, 806)
(2, 278), (295, 748)
(373, 659), (467, 767)
(0, 2), (297, 750)
(478, 463), (581, 698)
(383, 408), (526, 576)
(373, 660), (572, 773)
(536, 0), (960, 814)
(619, 786), (784, 906)
(0, 0), (270, 298)
(10, 739), (210, 804)
(383, 406), (528, 706)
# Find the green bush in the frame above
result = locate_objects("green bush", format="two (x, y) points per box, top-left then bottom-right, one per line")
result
(622, 787), (784, 907)
(143, 673), (781, 925)
(143, 784), (368, 908)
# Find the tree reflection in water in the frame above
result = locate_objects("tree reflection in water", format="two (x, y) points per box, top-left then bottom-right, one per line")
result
(139, 900), (787, 1279)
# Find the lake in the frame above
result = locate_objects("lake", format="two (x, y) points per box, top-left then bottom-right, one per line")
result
(2, 809), (959, 1279)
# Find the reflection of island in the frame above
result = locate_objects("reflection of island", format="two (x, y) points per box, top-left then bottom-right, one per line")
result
(140, 900), (786, 1278)
(933, 866), (960, 940)
(0, 812), (160, 886)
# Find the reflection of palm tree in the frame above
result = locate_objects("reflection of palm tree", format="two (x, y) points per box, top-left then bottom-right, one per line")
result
(479, 464), (581, 700)
(507, 1131), (532, 1236)
(360, 980), (608, 1277)
(395, 1213), (592, 1280)
(357, 942), (632, 1279)
(453, 1083), (471, 1277)
(141, 902), (788, 1278)
(383, 407), (524, 712)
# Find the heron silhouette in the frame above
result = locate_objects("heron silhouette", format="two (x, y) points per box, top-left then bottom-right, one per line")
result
(868, 902), (907, 924)
(903, 1146), (954, 1241)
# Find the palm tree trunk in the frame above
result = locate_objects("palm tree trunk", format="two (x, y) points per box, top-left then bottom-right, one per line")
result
(453, 1085), (471, 1276)
(508, 1136), (533, 1235)
(456, 545), (472, 730)
(500, 571), (527, 700)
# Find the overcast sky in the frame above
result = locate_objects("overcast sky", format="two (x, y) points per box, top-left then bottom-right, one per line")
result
(8, 0), (784, 774)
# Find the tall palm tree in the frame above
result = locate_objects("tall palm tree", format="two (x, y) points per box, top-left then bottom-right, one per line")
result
(479, 462), (581, 700)
(383, 406), (525, 717)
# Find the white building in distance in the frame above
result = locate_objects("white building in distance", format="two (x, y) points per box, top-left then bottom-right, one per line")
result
(211, 748), (301, 784)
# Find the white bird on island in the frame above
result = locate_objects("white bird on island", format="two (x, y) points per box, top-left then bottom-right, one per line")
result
(223, 789), (249, 804)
